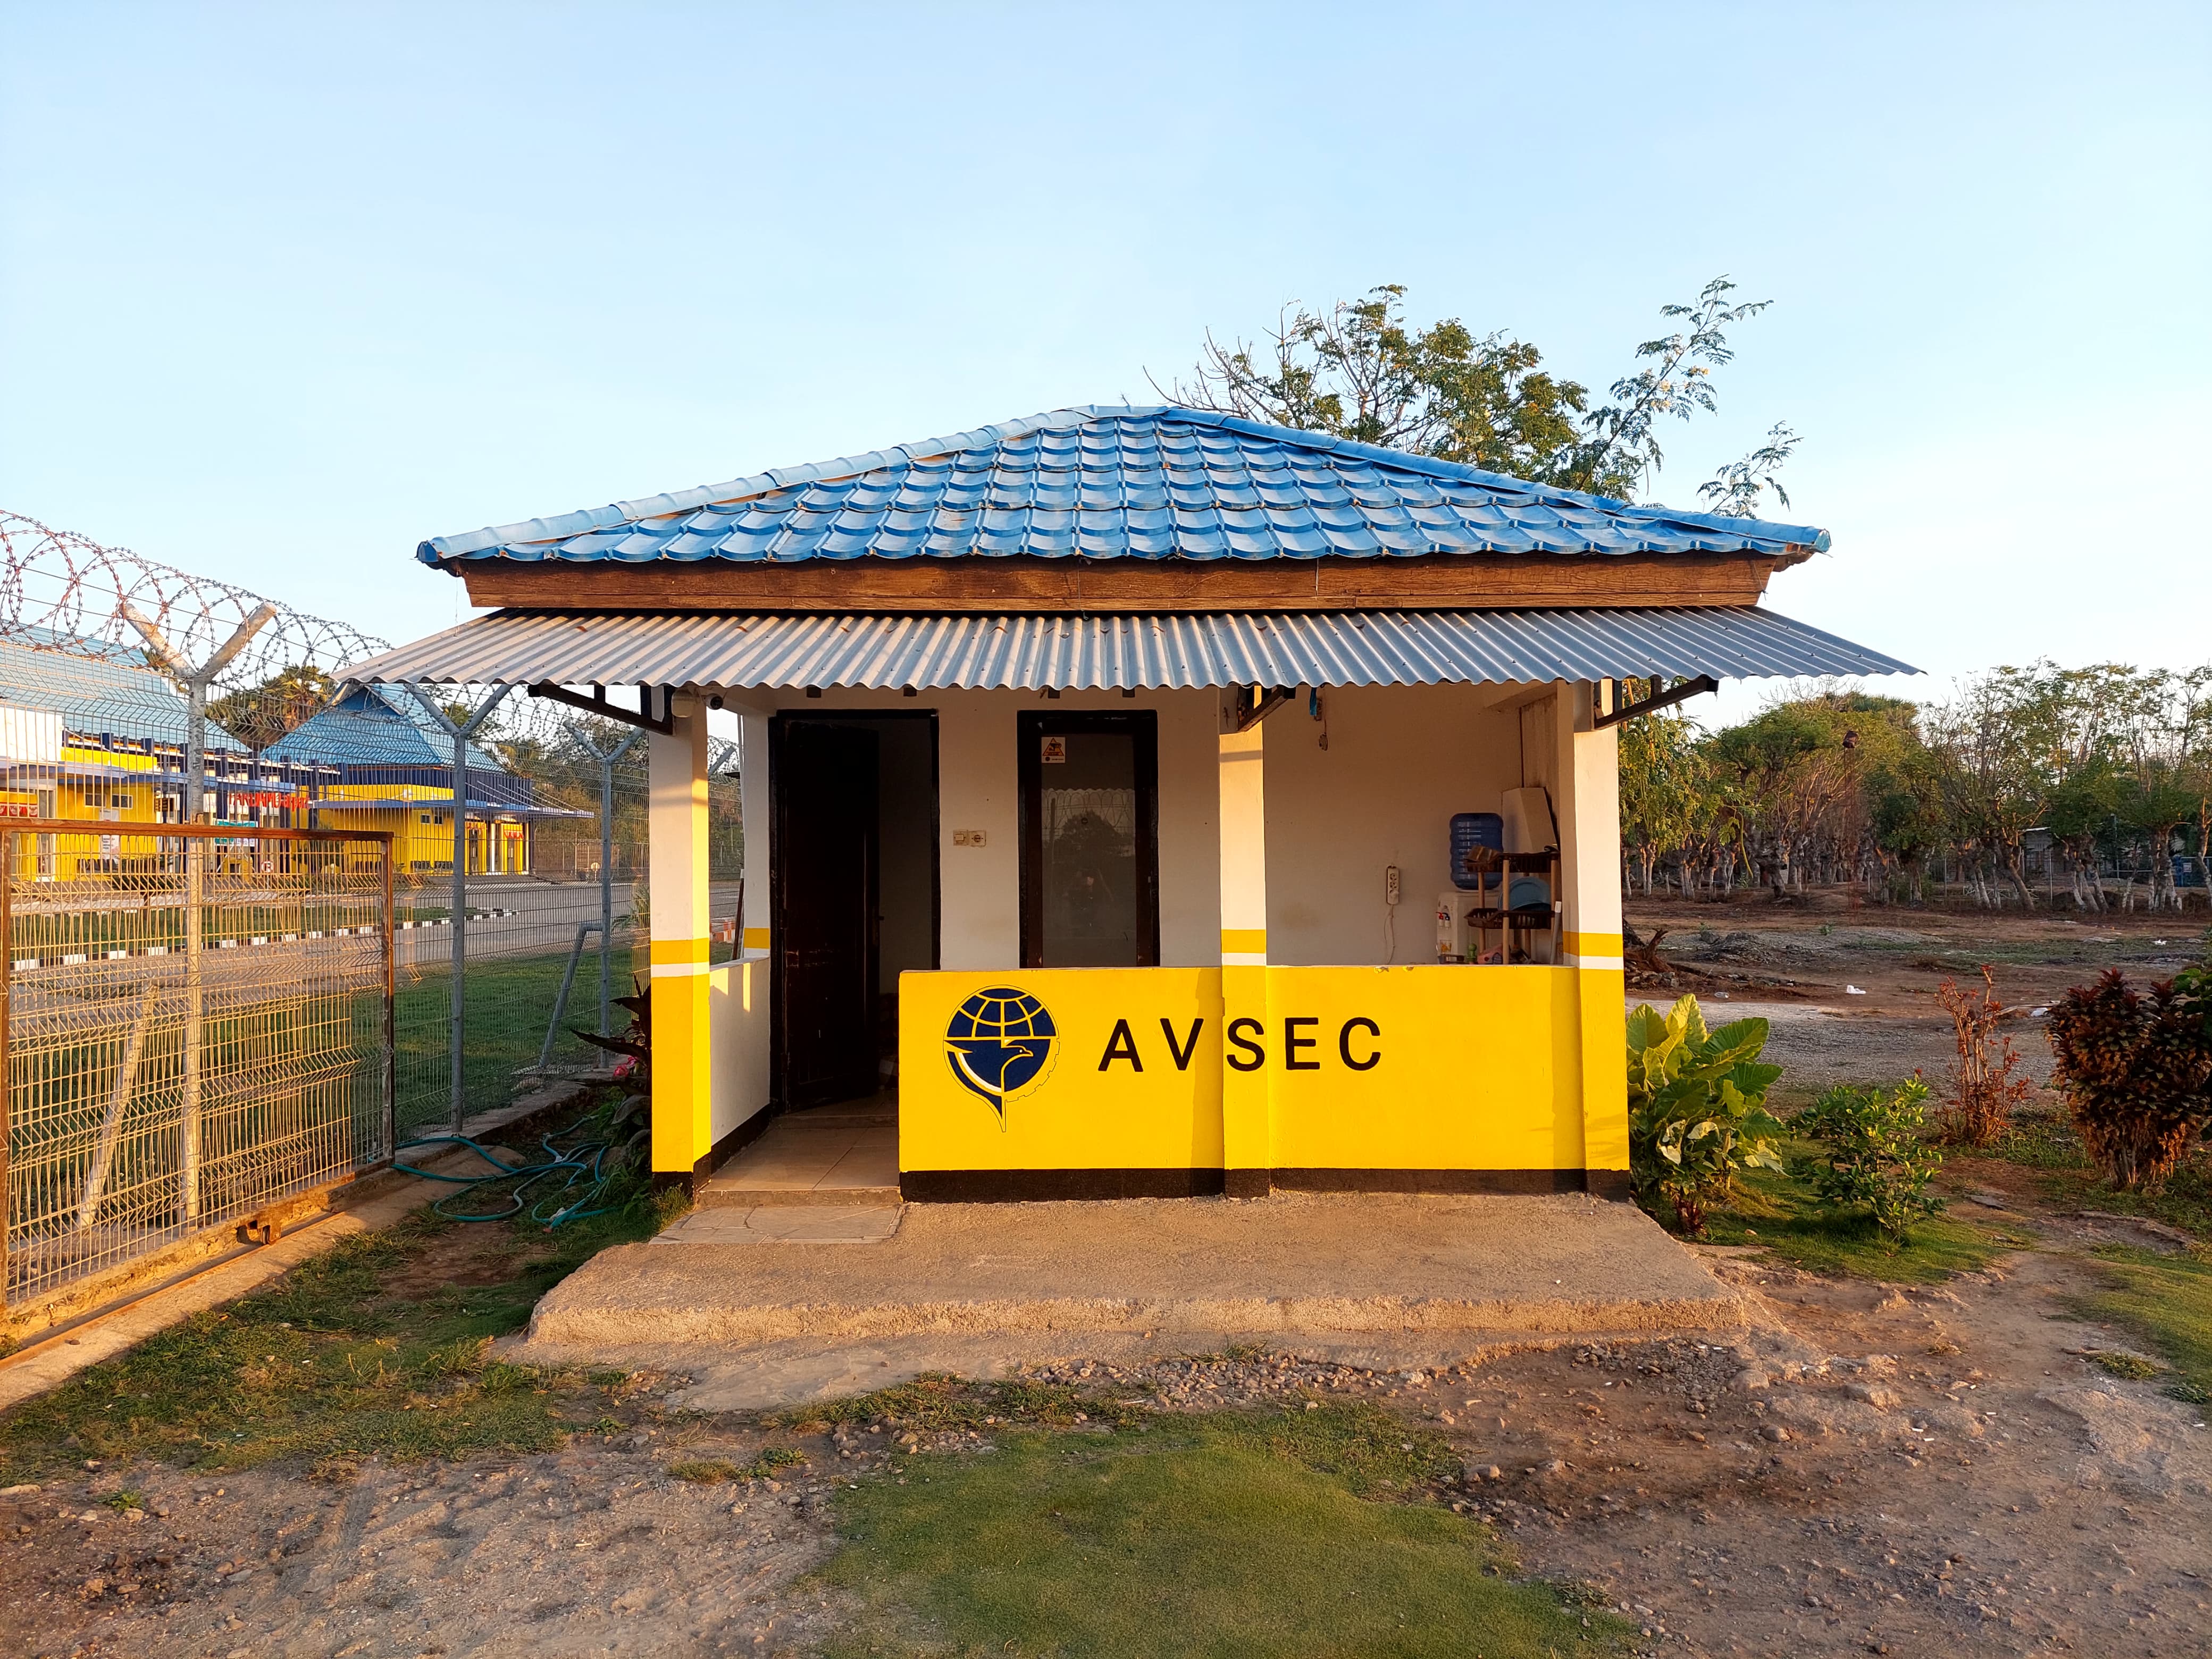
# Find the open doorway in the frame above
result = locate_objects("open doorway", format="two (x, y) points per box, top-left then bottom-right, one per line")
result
(771, 712), (939, 1110)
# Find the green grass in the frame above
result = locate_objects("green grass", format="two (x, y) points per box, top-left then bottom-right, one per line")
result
(818, 1402), (1626, 1659)
(1688, 1140), (2013, 1282)
(396, 948), (646, 1132)
(0, 1105), (680, 1481)
(669, 1447), (808, 1484)
(2075, 1247), (2212, 1406)
(1974, 1109), (2212, 1241)
(776, 1371), (1152, 1436)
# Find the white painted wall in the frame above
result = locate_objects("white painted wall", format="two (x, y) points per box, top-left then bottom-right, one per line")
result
(718, 680), (1537, 975)
(1259, 682), (1523, 967)
(707, 959), (770, 1141)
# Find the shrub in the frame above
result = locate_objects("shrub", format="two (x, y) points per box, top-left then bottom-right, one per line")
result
(1627, 994), (1786, 1237)
(1794, 1079), (1945, 1244)
(2046, 969), (2212, 1192)
(1933, 967), (2033, 1145)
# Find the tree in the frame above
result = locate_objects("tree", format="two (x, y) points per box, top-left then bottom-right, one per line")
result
(1704, 696), (1863, 898)
(2111, 668), (2204, 913)
(205, 663), (336, 752)
(1153, 286), (1590, 480)
(1157, 277), (1797, 513)
(1923, 665), (2084, 908)
(1617, 699), (1708, 895)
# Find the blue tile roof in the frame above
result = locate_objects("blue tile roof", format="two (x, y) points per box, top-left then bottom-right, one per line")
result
(417, 406), (1831, 569)
(264, 685), (505, 772)
(0, 631), (249, 750)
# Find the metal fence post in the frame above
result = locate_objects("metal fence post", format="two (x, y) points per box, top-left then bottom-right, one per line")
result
(599, 730), (642, 1035)
(560, 722), (644, 1040)
(181, 833), (203, 1225)
(449, 724), (467, 1131)
(2, 828), (12, 1313)
(402, 682), (513, 1132)
(600, 743), (618, 1036)
(381, 834), (396, 1163)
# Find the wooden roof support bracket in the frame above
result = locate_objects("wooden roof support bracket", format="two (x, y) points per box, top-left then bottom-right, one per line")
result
(1593, 674), (1719, 728)
(1231, 686), (1294, 732)
(527, 681), (675, 737)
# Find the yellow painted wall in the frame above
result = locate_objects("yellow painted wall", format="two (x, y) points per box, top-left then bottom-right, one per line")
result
(898, 963), (1615, 1176)
(315, 799), (529, 875)
(316, 803), (453, 868)
(1259, 965), (1583, 1172)
(900, 968), (1226, 1174)
(32, 763), (161, 877)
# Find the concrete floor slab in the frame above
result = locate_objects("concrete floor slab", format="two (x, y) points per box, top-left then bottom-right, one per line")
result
(699, 1097), (900, 1208)
(516, 1191), (1754, 1407)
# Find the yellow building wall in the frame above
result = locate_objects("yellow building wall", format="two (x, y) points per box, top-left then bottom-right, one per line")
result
(20, 759), (162, 878)
(900, 968), (1226, 1175)
(1260, 965), (1585, 1175)
(898, 963), (1611, 1187)
(314, 799), (527, 875)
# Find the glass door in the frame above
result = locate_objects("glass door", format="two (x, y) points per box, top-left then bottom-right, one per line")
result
(1019, 711), (1159, 968)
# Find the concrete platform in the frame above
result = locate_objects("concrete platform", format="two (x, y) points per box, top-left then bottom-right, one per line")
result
(515, 1191), (1754, 1409)
(697, 1097), (900, 1208)
(655, 1205), (904, 1245)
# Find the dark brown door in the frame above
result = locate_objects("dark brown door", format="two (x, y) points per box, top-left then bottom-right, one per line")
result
(1019, 711), (1159, 968)
(775, 720), (880, 1108)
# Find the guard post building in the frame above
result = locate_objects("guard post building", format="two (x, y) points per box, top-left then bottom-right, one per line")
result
(354, 407), (1907, 1202)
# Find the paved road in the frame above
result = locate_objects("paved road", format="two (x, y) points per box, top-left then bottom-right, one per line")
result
(393, 878), (741, 968)
(5, 881), (747, 1026)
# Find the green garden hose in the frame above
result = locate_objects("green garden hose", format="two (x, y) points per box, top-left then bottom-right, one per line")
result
(395, 1096), (645, 1228)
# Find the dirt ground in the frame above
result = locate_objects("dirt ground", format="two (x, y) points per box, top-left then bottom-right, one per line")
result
(4, 901), (2209, 1659)
(1623, 894), (2207, 1100)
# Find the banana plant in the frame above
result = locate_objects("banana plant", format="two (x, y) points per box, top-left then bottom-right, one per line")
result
(1627, 994), (1786, 1236)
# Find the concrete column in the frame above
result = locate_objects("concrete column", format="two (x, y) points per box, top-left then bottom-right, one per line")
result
(648, 692), (714, 1186)
(1553, 681), (1630, 1196)
(1218, 721), (1270, 1196)
(737, 706), (772, 961)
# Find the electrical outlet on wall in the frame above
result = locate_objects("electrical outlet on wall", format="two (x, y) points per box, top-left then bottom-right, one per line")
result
(1384, 864), (1401, 906)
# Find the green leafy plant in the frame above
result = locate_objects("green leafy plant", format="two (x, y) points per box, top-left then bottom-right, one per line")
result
(1793, 1079), (1946, 1245)
(2046, 968), (2212, 1192)
(1627, 994), (1786, 1236)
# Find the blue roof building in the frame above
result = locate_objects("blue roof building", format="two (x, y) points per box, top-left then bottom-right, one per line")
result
(365, 403), (1912, 1204)
(418, 405), (1831, 571)
(265, 684), (505, 775)
(0, 630), (247, 751)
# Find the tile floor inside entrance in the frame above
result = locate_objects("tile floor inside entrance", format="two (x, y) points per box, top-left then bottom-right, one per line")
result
(698, 1095), (900, 1208)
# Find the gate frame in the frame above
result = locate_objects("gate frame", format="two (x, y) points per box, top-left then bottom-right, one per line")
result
(1, 820), (396, 1315)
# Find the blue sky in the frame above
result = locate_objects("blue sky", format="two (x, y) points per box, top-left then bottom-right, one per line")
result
(2, 3), (2206, 721)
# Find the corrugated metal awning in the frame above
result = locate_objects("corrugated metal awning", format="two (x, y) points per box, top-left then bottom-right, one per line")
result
(345, 608), (1915, 692)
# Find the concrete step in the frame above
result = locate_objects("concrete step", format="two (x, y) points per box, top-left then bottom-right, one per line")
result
(513, 1191), (1758, 1409)
(696, 1184), (902, 1210)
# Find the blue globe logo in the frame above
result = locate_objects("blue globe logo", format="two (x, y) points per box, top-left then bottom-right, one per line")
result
(945, 986), (1057, 1128)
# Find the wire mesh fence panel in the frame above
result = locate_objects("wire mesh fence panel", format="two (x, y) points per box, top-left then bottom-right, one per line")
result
(388, 750), (742, 1134)
(3, 825), (392, 1311)
(390, 867), (652, 1135)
